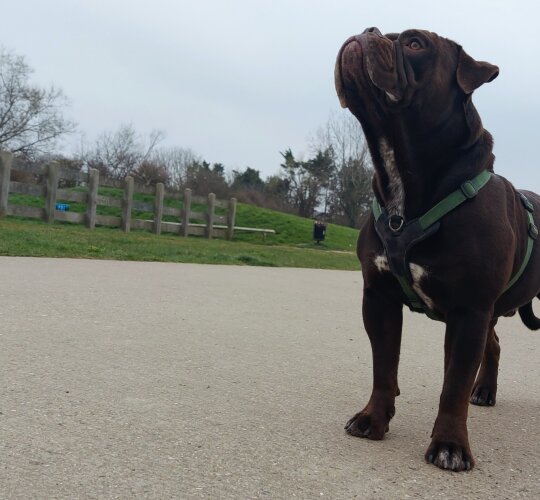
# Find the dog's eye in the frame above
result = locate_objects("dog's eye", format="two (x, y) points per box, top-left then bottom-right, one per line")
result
(409, 39), (422, 50)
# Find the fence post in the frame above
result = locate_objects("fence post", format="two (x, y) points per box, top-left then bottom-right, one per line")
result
(206, 192), (215, 239)
(181, 188), (191, 237)
(154, 182), (164, 235)
(44, 162), (59, 224)
(226, 197), (237, 241)
(122, 176), (134, 232)
(86, 168), (99, 229)
(0, 150), (13, 217)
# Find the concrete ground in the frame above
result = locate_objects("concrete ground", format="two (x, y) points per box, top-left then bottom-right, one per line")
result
(0, 256), (538, 499)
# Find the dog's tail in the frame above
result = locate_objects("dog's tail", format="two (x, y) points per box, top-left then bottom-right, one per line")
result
(518, 300), (540, 330)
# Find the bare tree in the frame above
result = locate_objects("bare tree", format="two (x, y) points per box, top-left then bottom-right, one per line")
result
(84, 124), (165, 180)
(311, 110), (367, 168)
(149, 146), (201, 189)
(0, 47), (75, 157)
(330, 154), (373, 227)
(132, 160), (170, 187)
(311, 111), (373, 227)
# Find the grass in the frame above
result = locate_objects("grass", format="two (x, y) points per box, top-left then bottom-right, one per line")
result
(9, 189), (218, 224)
(0, 217), (360, 270)
(8, 189), (357, 248)
(2, 187), (361, 269)
(233, 203), (358, 250)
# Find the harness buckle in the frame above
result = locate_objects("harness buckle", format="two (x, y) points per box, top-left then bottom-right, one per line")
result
(388, 214), (404, 233)
(460, 181), (478, 199)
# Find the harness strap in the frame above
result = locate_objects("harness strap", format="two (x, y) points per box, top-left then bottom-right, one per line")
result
(503, 199), (538, 292)
(372, 197), (383, 220)
(417, 170), (492, 230)
(372, 170), (492, 229)
(372, 170), (538, 320)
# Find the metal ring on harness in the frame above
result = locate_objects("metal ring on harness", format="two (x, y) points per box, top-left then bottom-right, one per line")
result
(388, 214), (404, 233)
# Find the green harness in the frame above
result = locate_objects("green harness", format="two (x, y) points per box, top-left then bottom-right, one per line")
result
(372, 170), (538, 321)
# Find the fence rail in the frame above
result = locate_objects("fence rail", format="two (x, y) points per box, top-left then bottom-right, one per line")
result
(0, 152), (240, 240)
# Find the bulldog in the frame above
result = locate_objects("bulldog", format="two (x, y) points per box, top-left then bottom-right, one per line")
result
(335, 28), (540, 472)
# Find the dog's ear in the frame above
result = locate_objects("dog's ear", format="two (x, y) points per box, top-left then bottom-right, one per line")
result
(457, 48), (499, 94)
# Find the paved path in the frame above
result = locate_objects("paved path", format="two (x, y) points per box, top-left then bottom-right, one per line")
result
(0, 257), (538, 499)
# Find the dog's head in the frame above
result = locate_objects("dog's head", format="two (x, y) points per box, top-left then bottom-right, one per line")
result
(335, 28), (499, 140)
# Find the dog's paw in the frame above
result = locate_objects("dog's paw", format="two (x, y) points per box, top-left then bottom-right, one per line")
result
(425, 442), (473, 472)
(470, 384), (496, 406)
(344, 411), (390, 440)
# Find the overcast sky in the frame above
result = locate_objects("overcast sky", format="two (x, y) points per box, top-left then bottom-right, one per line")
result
(3, 1), (540, 190)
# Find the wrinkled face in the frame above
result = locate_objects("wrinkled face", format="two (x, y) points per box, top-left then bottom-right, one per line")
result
(335, 27), (498, 129)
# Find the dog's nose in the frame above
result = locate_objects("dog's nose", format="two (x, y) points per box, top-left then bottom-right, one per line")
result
(362, 27), (383, 37)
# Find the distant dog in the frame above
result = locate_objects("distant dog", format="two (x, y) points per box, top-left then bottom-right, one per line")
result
(335, 27), (540, 471)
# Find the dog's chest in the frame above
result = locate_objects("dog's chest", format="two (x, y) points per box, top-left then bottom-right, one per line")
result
(374, 254), (434, 309)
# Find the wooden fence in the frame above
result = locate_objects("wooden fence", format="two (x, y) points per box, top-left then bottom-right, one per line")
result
(0, 151), (239, 240)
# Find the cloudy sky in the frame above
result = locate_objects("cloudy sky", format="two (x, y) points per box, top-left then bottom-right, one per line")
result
(3, 1), (539, 190)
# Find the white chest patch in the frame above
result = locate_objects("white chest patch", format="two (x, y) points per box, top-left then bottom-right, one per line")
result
(409, 263), (434, 309)
(379, 138), (404, 214)
(373, 255), (434, 309)
(374, 254), (390, 272)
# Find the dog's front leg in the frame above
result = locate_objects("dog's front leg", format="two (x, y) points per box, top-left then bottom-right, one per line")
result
(345, 286), (403, 440)
(470, 321), (500, 406)
(426, 308), (491, 471)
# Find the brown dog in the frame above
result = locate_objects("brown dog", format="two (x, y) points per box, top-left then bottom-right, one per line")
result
(335, 28), (540, 472)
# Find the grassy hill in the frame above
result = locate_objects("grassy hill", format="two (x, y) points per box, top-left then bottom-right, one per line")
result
(7, 190), (358, 250)
(233, 202), (359, 250)
(0, 201), (361, 270)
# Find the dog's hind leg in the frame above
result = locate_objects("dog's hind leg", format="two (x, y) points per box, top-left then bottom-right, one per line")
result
(470, 320), (500, 406)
